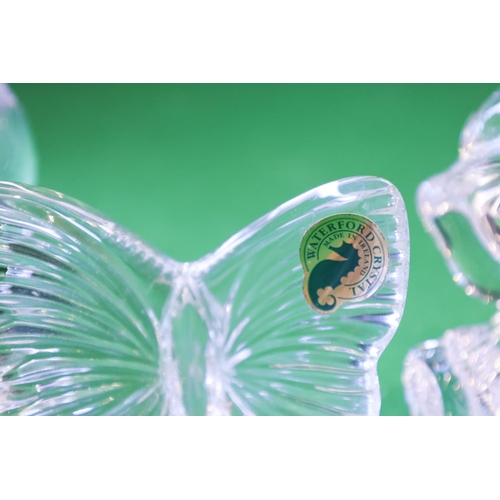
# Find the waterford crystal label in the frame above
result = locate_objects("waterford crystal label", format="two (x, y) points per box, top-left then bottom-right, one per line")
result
(300, 214), (389, 313)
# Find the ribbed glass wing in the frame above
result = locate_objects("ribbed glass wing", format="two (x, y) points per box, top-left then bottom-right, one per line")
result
(191, 177), (409, 415)
(0, 182), (176, 415)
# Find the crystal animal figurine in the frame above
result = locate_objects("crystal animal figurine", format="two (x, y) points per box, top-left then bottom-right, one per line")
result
(0, 84), (38, 185)
(403, 88), (500, 416)
(0, 176), (409, 415)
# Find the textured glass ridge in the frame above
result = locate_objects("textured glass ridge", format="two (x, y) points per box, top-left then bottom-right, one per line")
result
(404, 88), (500, 415)
(0, 176), (409, 415)
(0, 85), (38, 185)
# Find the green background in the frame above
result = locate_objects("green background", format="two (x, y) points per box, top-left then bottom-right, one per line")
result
(10, 84), (499, 415)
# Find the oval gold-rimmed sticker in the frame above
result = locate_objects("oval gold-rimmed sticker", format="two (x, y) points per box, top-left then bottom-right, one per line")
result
(300, 213), (389, 314)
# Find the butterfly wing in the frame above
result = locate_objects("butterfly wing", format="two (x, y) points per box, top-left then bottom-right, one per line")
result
(0, 182), (178, 415)
(193, 177), (409, 415)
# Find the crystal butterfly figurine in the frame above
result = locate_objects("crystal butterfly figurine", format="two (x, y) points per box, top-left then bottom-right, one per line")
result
(0, 84), (38, 185)
(403, 88), (500, 416)
(0, 176), (409, 415)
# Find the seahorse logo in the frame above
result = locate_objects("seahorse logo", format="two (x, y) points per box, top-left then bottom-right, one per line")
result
(300, 214), (389, 314)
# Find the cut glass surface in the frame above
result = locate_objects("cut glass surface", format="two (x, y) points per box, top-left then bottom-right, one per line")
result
(0, 176), (409, 415)
(0, 84), (38, 185)
(404, 318), (500, 416)
(404, 88), (500, 415)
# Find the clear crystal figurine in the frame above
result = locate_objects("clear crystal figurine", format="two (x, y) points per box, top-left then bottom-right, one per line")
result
(404, 88), (500, 416)
(0, 176), (408, 415)
(0, 84), (38, 185)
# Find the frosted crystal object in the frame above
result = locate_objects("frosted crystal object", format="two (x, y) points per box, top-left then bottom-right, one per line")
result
(404, 88), (500, 415)
(404, 319), (500, 416)
(0, 84), (38, 185)
(0, 177), (409, 415)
